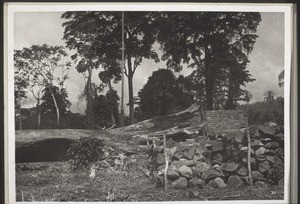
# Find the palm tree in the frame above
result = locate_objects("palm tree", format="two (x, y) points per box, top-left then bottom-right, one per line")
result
(263, 90), (275, 120)
(243, 91), (253, 115)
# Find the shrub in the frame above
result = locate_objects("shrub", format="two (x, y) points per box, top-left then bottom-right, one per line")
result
(66, 137), (105, 170)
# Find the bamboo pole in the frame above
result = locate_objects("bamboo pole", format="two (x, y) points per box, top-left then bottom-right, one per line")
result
(246, 129), (253, 186)
(163, 134), (168, 190)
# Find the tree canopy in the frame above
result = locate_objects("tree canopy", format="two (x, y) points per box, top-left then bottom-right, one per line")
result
(157, 12), (261, 110)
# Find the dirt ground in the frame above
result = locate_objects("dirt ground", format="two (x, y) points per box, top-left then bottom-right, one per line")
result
(15, 129), (284, 202)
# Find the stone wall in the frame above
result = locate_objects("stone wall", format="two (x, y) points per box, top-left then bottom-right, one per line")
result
(204, 110), (248, 133)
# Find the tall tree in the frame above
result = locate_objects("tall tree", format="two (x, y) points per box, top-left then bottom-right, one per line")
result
(62, 11), (159, 124)
(14, 44), (71, 127)
(157, 12), (261, 110)
(40, 86), (71, 127)
(14, 50), (30, 130)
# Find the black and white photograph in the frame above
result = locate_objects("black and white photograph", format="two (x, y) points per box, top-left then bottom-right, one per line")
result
(5, 3), (294, 203)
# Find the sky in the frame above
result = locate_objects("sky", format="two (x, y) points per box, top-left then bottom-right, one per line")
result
(14, 12), (285, 114)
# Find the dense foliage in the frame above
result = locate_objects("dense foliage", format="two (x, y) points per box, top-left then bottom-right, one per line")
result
(66, 137), (105, 170)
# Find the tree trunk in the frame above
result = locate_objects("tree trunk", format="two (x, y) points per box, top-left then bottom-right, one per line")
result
(127, 55), (134, 124)
(204, 48), (214, 110)
(86, 68), (94, 129)
(163, 134), (168, 190)
(49, 87), (60, 127)
(37, 98), (41, 129)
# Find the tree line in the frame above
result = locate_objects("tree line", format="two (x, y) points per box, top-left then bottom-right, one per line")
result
(14, 12), (263, 130)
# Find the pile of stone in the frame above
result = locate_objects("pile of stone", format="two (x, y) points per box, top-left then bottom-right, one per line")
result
(150, 123), (284, 190)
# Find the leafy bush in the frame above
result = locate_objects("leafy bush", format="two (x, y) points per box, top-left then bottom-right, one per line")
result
(66, 137), (105, 170)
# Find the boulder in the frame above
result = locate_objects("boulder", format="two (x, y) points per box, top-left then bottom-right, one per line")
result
(227, 175), (243, 188)
(202, 169), (225, 180)
(188, 177), (206, 189)
(171, 177), (188, 190)
(221, 162), (239, 174)
(194, 162), (211, 177)
(265, 142), (280, 149)
(178, 165), (193, 179)
(208, 177), (226, 189)
(186, 160), (196, 167)
(237, 167), (248, 176)
(258, 161), (270, 173)
(252, 171), (265, 181)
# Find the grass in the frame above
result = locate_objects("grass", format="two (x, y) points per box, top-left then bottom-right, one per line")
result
(16, 158), (284, 202)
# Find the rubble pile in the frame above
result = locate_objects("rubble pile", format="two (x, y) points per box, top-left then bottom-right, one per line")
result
(148, 123), (284, 190)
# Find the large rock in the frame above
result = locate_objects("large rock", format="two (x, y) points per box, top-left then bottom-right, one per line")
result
(221, 162), (239, 174)
(258, 161), (270, 173)
(208, 177), (226, 189)
(171, 177), (188, 190)
(178, 165), (193, 178)
(265, 142), (280, 149)
(194, 162), (211, 177)
(227, 175), (243, 188)
(202, 169), (225, 180)
(252, 171), (265, 181)
(188, 177), (206, 189)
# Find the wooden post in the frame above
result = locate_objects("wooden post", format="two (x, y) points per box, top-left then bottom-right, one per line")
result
(163, 134), (168, 190)
(246, 129), (253, 186)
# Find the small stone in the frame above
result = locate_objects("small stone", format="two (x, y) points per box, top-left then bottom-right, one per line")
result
(237, 167), (248, 176)
(252, 171), (265, 181)
(211, 141), (223, 152)
(171, 159), (188, 168)
(195, 146), (205, 155)
(255, 181), (267, 188)
(186, 160), (196, 167)
(265, 149), (276, 156)
(202, 169), (224, 180)
(260, 138), (272, 144)
(256, 154), (267, 162)
(208, 177), (226, 188)
(265, 142), (280, 149)
(171, 177), (187, 190)
(213, 164), (221, 171)
(225, 131), (237, 141)
(178, 165), (193, 178)
(266, 121), (278, 127)
(221, 162), (239, 174)
(156, 153), (165, 165)
(242, 157), (256, 165)
(188, 177), (206, 188)
(259, 126), (276, 137)
(266, 156), (283, 165)
(227, 175), (243, 188)
(255, 147), (266, 155)
(212, 153), (223, 163)
(183, 144), (198, 160)
(167, 169), (180, 180)
(186, 139), (196, 143)
(251, 140), (264, 148)
(258, 161), (270, 173)
(249, 126), (259, 138)
(240, 147), (254, 154)
(235, 132), (246, 143)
